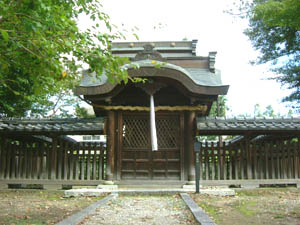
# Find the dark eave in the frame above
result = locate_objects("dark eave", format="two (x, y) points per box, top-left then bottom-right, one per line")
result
(75, 61), (229, 97)
(197, 117), (300, 135)
(0, 117), (105, 135)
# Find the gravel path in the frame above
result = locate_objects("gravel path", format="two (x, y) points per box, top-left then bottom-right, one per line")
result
(80, 194), (198, 225)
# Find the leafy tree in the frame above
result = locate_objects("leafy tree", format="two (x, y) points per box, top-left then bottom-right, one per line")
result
(263, 105), (276, 117)
(198, 96), (228, 142)
(254, 103), (262, 117)
(209, 96), (227, 117)
(75, 104), (95, 118)
(0, 0), (129, 117)
(229, 0), (300, 106)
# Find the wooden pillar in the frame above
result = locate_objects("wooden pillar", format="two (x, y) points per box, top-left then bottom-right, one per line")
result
(245, 135), (252, 179)
(186, 111), (196, 181)
(50, 136), (58, 180)
(0, 137), (6, 179)
(106, 111), (115, 181)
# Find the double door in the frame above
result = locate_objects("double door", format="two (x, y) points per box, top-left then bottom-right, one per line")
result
(119, 113), (183, 180)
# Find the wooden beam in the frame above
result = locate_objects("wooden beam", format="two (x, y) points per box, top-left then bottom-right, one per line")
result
(50, 136), (58, 180)
(106, 111), (115, 181)
(186, 111), (196, 181)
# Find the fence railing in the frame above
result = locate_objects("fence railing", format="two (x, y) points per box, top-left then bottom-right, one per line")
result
(0, 137), (106, 185)
(197, 139), (300, 181)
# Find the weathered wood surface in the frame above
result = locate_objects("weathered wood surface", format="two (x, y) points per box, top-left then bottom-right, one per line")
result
(0, 137), (106, 185)
(120, 113), (182, 180)
(195, 139), (300, 182)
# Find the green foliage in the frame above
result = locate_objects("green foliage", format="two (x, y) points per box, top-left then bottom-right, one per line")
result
(253, 103), (294, 117)
(198, 96), (228, 141)
(75, 104), (95, 118)
(209, 96), (227, 117)
(229, 0), (300, 107)
(0, 0), (129, 117)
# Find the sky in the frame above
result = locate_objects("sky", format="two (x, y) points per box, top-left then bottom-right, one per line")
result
(81, 0), (294, 116)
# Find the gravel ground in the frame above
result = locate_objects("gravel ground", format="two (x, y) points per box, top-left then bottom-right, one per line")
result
(80, 194), (198, 225)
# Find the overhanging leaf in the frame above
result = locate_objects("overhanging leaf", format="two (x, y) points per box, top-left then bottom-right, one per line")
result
(0, 29), (9, 42)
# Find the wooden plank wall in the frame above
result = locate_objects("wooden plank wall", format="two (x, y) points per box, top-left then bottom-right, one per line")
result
(197, 139), (300, 181)
(0, 137), (107, 184)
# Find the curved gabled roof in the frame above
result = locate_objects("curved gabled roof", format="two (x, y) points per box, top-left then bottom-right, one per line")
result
(75, 60), (229, 96)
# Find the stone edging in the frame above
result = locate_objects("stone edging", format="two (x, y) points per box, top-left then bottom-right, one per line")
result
(180, 193), (216, 225)
(56, 192), (118, 225)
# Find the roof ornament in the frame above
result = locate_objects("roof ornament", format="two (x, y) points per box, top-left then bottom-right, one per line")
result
(209, 51), (217, 73)
(134, 44), (164, 61)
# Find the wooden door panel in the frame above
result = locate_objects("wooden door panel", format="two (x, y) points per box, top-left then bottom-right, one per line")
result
(120, 113), (181, 180)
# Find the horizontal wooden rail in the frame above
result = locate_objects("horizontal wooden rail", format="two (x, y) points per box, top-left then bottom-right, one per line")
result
(0, 137), (107, 186)
(196, 139), (300, 183)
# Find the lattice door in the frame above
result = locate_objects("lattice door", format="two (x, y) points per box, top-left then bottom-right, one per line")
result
(123, 117), (149, 149)
(120, 113), (181, 180)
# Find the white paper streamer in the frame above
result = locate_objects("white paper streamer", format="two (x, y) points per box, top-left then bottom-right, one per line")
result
(150, 95), (158, 151)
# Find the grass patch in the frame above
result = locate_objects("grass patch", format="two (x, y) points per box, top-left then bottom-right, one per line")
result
(198, 202), (221, 218)
(234, 200), (256, 217)
(0, 190), (106, 225)
(192, 188), (300, 225)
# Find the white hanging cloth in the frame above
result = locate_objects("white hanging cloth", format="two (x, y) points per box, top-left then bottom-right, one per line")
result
(150, 95), (158, 151)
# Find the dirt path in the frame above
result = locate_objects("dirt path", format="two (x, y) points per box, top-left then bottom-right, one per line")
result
(80, 194), (197, 225)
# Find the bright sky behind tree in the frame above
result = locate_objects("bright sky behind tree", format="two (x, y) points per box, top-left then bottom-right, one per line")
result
(79, 0), (294, 116)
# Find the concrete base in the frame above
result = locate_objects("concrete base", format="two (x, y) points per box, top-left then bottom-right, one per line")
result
(43, 184), (61, 190)
(64, 189), (108, 198)
(241, 184), (260, 189)
(184, 186), (235, 196)
(182, 184), (202, 189)
(296, 183), (300, 188)
(199, 188), (235, 196)
(97, 184), (118, 190)
(103, 180), (114, 185)
(186, 181), (196, 185)
(64, 185), (235, 197)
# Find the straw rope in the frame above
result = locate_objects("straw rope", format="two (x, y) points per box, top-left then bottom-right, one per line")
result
(92, 104), (207, 112)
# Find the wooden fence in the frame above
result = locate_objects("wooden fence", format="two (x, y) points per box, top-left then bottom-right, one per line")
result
(0, 137), (107, 186)
(197, 139), (300, 186)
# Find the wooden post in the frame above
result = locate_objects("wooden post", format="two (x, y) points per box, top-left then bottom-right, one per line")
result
(228, 142), (233, 180)
(217, 142), (221, 180)
(117, 112), (122, 180)
(63, 142), (68, 180)
(186, 111), (196, 182)
(106, 111), (115, 181)
(50, 136), (58, 180)
(69, 143), (74, 180)
(87, 142), (91, 180)
(57, 140), (62, 180)
(245, 135), (252, 179)
(180, 112), (185, 181)
(211, 143), (215, 180)
(205, 142), (209, 180)
(0, 137), (6, 179)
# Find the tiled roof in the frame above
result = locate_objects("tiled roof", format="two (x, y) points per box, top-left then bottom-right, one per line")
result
(197, 117), (300, 133)
(76, 60), (229, 96)
(0, 118), (104, 134)
(79, 65), (223, 87)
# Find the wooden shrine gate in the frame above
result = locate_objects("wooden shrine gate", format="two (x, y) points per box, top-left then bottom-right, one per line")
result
(118, 112), (184, 180)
